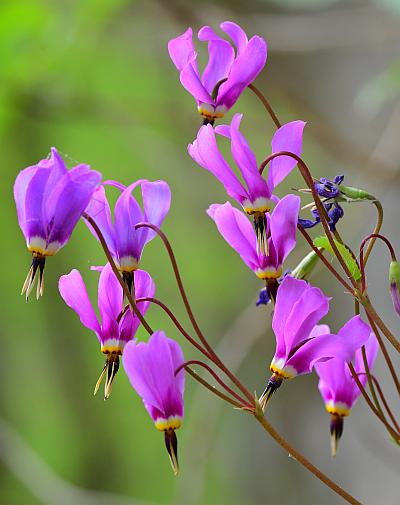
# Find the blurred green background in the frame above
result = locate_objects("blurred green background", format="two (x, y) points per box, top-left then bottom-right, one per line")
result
(1, 0), (400, 504)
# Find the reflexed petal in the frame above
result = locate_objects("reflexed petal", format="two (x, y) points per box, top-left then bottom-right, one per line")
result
(168, 28), (196, 71)
(198, 26), (234, 95)
(207, 202), (258, 271)
(269, 194), (300, 264)
(272, 277), (310, 357)
(220, 21), (248, 54)
(180, 60), (213, 104)
(23, 166), (52, 239)
(141, 180), (171, 245)
(85, 185), (116, 256)
(114, 185), (144, 260)
(14, 165), (40, 237)
(188, 125), (247, 202)
(217, 36), (267, 109)
(42, 148), (68, 203)
(122, 331), (184, 419)
(97, 264), (123, 336)
(268, 121), (306, 191)
(59, 269), (101, 338)
(45, 165), (102, 246)
(316, 358), (350, 406)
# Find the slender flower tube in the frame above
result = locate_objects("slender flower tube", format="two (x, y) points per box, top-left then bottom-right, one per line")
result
(315, 331), (378, 456)
(59, 264), (155, 399)
(123, 331), (185, 475)
(207, 195), (300, 284)
(85, 180), (170, 291)
(259, 277), (371, 409)
(14, 147), (102, 300)
(189, 113), (305, 252)
(168, 21), (267, 124)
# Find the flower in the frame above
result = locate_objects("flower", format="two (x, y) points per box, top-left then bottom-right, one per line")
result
(315, 331), (378, 455)
(189, 113), (305, 252)
(168, 22), (267, 124)
(207, 195), (300, 282)
(299, 202), (344, 232)
(14, 147), (102, 299)
(59, 264), (155, 399)
(122, 331), (185, 475)
(259, 277), (371, 409)
(84, 180), (170, 291)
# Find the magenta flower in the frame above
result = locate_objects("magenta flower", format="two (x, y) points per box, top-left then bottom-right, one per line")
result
(168, 22), (267, 124)
(189, 114), (305, 252)
(59, 264), (155, 399)
(85, 180), (170, 291)
(207, 194), (300, 282)
(123, 331), (185, 475)
(14, 147), (102, 299)
(315, 330), (378, 455)
(259, 277), (371, 409)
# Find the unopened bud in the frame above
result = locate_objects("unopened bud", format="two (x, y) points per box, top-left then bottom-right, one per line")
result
(389, 261), (400, 316)
(339, 185), (376, 202)
(292, 250), (320, 280)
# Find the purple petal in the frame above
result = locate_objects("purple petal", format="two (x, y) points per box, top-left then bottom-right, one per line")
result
(272, 277), (310, 358)
(141, 180), (171, 245)
(113, 185), (144, 261)
(122, 331), (184, 420)
(180, 60), (213, 104)
(168, 28), (196, 71)
(220, 21), (248, 54)
(97, 263), (123, 337)
(269, 194), (300, 264)
(188, 124), (247, 203)
(217, 35), (267, 110)
(198, 26), (235, 95)
(45, 165), (102, 246)
(14, 165), (42, 238)
(316, 358), (351, 407)
(268, 121), (306, 192)
(59, 269), (101, 339)
(85, 185), (116, 257)
(207, 202), (258, 271)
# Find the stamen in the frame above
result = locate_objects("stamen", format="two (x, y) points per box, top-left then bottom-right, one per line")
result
(330, 414), (344, 457)
(21, 254), (46, 301)
(253, 212), (269, 256)
(259, 374), (283, 411)
(93, 354), (120, 400)
(164, 429), (179, 476)
(94, 363), (107, 396)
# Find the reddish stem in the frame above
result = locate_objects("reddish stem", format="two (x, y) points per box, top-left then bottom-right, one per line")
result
(360, 233), (397, 292)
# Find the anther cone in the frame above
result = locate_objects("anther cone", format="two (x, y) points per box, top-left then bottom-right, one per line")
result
(164, 429), (179, 476)
(259, 374), (283, 411)
(330, 414), (344, 457)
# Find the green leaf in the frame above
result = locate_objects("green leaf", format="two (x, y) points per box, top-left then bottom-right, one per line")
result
(313, 236), (361, 281)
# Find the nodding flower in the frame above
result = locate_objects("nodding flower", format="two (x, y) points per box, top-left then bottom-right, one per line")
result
(168, 21), (267, 124)
(315, 331), (378, 456)
(207, 195), (300, 289)
(59, 264), (155, 400)
(122, 331), (185, 476)
(14, 147), (102, 300)
(84, 180), (170, 293)
(259, 277), (370, 410)
(189, 113), (305, 253)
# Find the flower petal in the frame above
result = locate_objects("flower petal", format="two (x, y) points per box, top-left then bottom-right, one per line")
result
(188, 124), (247, 203)
(180, 59), (213, 104)
(269, 194), (300, 264)
(141, 180), (171, 245)
(268, 120), (306, 192)
(217, 35), (267, 110)
(220, 21), (248, 54)
(58, 269), (101, 339)
(168, 27), (196, 71)
(85, 185), (116, 257)
(198, 26), (235, 95)
(97, 263), (123, 337)
(207, 202), (258, 271)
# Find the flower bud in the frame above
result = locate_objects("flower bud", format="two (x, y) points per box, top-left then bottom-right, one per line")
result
(291, 250), (320, 280)
(339, 184), (376, 201)
(389, 260), (400, 316)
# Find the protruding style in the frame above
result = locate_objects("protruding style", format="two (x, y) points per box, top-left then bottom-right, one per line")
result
(14, 148), (102, 299)
(168, 22), (267, 123)
(59, 264), (155, 399)
(315, 331), (378, 456)
(123, 331), (185, 475)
